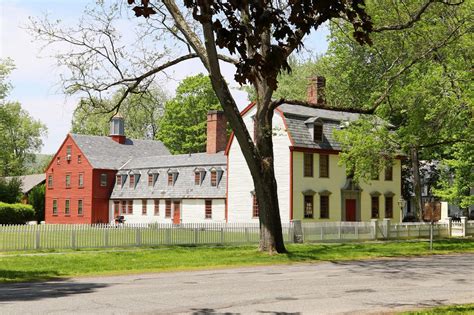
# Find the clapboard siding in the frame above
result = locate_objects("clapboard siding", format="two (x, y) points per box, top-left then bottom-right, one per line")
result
(227, 106), (291, 222)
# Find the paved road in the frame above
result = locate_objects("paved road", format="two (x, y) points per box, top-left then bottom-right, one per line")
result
(1, 254), (473, 314)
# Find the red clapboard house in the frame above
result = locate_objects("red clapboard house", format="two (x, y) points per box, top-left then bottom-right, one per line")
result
(45, 115), (170, 224)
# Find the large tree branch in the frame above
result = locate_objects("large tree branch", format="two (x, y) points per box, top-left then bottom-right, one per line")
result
(373, 0), (464, 33)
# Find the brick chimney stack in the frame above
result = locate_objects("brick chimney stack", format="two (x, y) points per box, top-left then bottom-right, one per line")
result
(109, 113), (126, 144)
(307, 76), (326, 105)
(207, 110), (227, 154)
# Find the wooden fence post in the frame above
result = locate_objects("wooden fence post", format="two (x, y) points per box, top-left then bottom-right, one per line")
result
(71, 228), (76, 249)
(371, 219), (378, 240)
(136, 228), (142, 246)
(35, 227), (41, 250)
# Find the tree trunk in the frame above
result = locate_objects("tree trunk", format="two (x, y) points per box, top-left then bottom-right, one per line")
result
(411, 147), (423, 221)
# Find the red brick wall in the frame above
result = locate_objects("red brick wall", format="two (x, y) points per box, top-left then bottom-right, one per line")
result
(45, 135), (117, 224)
(91, 169), (117, 223)
(207, 110), (227, 154)
(45, 135), (95, 224)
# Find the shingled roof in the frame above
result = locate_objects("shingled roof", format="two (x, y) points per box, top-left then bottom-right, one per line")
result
(111, 152), (226, 199)
(3, 174), (45, 194)
(278, 104), (375, 150)
(70, 134), (170, 170)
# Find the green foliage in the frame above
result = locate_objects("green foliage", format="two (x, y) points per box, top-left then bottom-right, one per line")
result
(157, 74), (222, 154)
(71, 87), (168, 139)
(434, 142), (474, 212)
(24, 154), (53, 175)
(0, 202), (35, 224)
(28, 184), (45, 222)
(0, 177), (22, 204)
(0, 59), (47, 177)
(333, 118), (397, 182)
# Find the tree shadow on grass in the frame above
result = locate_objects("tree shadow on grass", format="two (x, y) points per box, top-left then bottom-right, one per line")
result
(0, 271), (108, 303)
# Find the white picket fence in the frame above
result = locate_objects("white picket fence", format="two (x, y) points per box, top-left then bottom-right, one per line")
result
(0, 223), (294, 251)
(0, 219), (471, 251)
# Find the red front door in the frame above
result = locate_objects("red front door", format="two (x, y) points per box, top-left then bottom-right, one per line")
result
(345, 199), (356, 222)
(173, 201), (181, 224)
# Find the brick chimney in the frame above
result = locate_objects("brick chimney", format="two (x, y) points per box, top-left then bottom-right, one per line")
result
(207, 110), (227, 154)
(109, 113), (126, 144)
(307, 76), (326, 105)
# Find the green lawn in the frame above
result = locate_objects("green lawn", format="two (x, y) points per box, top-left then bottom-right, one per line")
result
(1, 239), (473, 283)
(402, 303), (474, 314)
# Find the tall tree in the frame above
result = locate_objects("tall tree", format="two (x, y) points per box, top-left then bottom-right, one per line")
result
(272, 1), (472, 219)
(157, 74), (221, 154)
(72, 87), (168, 139)
(30, 0), (458, 253)
(0, 60), (47, 177)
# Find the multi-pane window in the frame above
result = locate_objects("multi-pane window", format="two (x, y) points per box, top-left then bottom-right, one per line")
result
(154, 199), (159, 216)
(385, 196), (393, 218)
(78, 173), (84, 188)
(320, 195), (329, 219)
(65, 174), (71, 188)
(195, 172), (202, 185)
(78, 200), (83, 216)
(142, 199), (147, 215)
(304, 195), (314, 219)
(57, 157), (60, 165)
(303, 153), (313, 177)
(78, 155), (82, 164)
(314, 124), (323, 142)
(210, 171), (217, 187)
(127, 200), (133, 214)
(48, 174), (53, 188)
(52, 199), (58, 215)
(371, 196), (379, 218)
(65, 199), (70, 215)
(148, 174), (154, 186)
(116, 175), (122, 186)
(121, 200), (127, 215)
(114, 201), (120, 216)
(165, 200), (172, 218)
(205, 200), (212, 219)
(100, 173), (107, 187)
(319, 154), (329, 178)
(129, 175), (135, 188)
(66, 146), (72, 156)
(252, 195), (259, 218)
(385, 165), (393, 181)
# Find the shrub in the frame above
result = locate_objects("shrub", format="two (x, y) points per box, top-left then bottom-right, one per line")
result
(28, 184), (45, 222)
(0, 202), (35, 224)
(0, 177), (22, 203)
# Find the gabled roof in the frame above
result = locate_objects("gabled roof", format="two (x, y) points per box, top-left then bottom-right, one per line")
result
(3, 174), (45, 194)
(70, 134), (170, 170)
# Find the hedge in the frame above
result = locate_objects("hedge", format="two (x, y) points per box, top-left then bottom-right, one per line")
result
(0, 202), (35, 224)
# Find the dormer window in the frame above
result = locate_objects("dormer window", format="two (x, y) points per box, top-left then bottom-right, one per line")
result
(313, 123), (323, 142)
(167, 169), (179, 186)
(304, 117), (324, 143)
(194, 168), (205, 185)
(116, 175), (122, 186)
(209, 167), (223, 187)
(129, 174), (135, 188)
(147, 171), (158, 187)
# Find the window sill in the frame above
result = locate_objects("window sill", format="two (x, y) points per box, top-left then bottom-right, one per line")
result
(78, 214), (84, 217)
(65, 214), (71, 217)
(66, 187), (71, 189)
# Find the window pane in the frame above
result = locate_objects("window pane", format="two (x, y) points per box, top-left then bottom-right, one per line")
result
(211, 171), (217, 186)
(252, 195), (259, 218)
(154, 199), (159, 216)
(101, 174), (107, 186)
(314, 124), (323, 142)
(195, 172), (201, 185)
(320, 195), (329, 219)
(319, 154), (329, 178)
(128, 200), (133, 214)
(205, 200), (212, 219)
(371, 196), (379, 218)
(304, 195), (313, 218)
(385, 197), (393, 218)
(303, 153), (313, 177)
(142, 199), (147, 215)
(385, 166), (393, 181)
(78, 200), (83, 215)
(165, 200), (172, 218)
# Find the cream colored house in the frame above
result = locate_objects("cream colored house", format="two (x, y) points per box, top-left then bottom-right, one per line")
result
(226, 100), (402, 223)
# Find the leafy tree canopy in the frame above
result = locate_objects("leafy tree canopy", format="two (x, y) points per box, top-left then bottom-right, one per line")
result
(157, 74), (222, 154)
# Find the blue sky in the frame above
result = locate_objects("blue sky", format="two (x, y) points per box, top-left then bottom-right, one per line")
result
(1, 0), (329, 154)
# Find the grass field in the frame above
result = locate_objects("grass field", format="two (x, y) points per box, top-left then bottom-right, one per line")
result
(401, 303), (474, 314)
(1, 239), (473, 283)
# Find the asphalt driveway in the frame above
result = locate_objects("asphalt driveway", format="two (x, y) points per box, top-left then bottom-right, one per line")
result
(0, 254), (473, 314)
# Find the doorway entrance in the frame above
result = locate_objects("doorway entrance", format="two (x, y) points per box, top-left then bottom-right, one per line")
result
(173, 201), (181, 224)
(345, 199), (356, 222)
